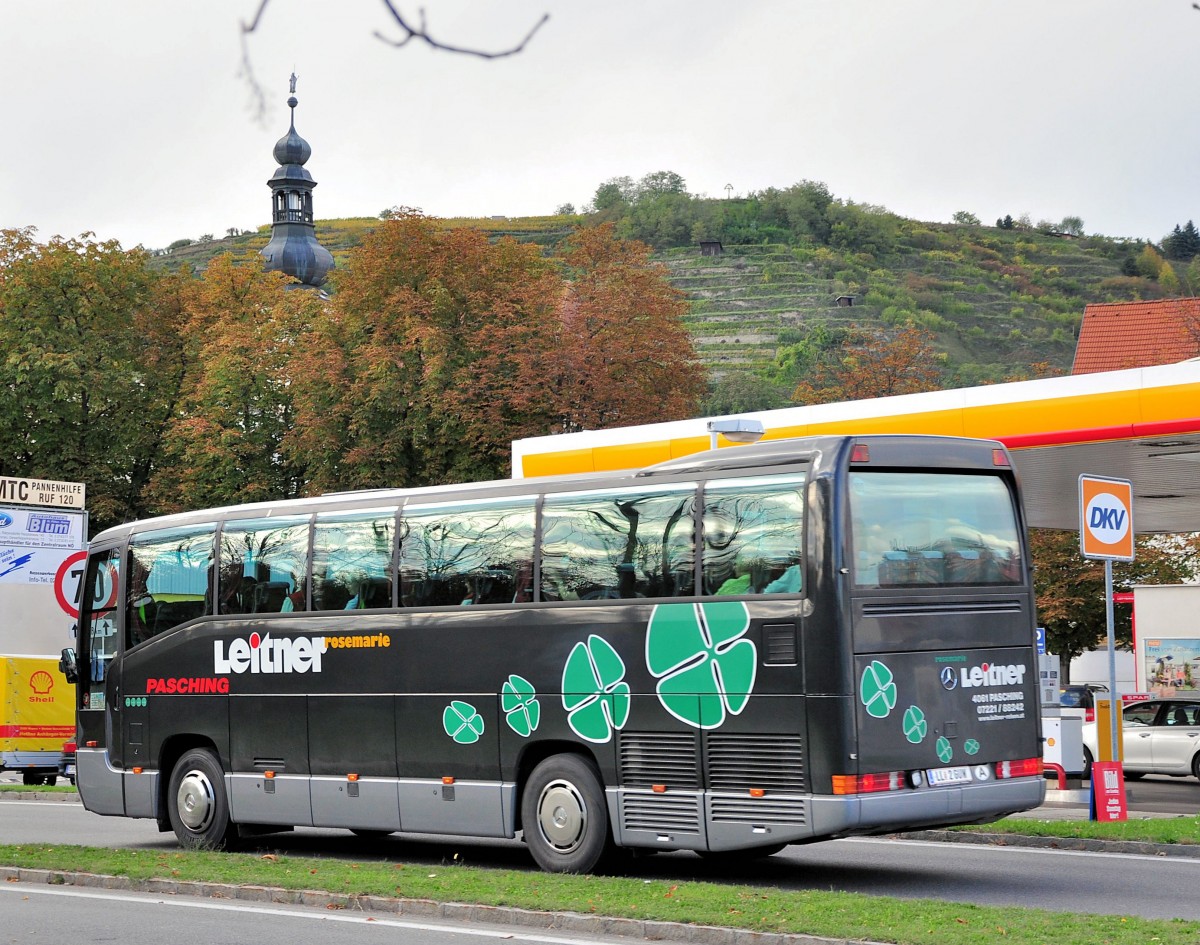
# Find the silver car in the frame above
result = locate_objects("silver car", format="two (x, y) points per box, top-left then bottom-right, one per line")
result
(1082, 698), (1200, 780)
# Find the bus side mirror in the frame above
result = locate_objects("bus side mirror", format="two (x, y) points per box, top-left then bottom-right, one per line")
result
(59, 648), (78, 684)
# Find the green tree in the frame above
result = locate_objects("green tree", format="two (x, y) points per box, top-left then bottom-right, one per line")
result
(703, 371), (790, 415)
(1181, 220), (1200, 257)
(1032, 529), (1200, 679)
(620, 190), (697, 248)
(778, 180), (834, 243)
(590, 176), (636, 212)
(826, 201), (899, 257)
(1164, 220), (1200, 260)
(1159, 261), (1180, 294)
(1136, 244), (1166, 279)
(0, 229), (179, 532)
(149, 254), (320, 512)
(635, 170), (688, 200)
(951, 211), (981, 226)
(1059, 216), (1085, 237)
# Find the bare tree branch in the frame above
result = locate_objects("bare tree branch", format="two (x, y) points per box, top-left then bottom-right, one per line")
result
(241, 0), (271, 32)
(239, 0), (272, 124)
(238, 1), (548, 123)
(373, 2), (549, 58)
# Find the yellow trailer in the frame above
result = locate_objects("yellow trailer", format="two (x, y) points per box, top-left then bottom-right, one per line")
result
(0, 655), (75, 785)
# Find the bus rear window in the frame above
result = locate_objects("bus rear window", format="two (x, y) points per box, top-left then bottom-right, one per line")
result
(850, 473), (1022, 588)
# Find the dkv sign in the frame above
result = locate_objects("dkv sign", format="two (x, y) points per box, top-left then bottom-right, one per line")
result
(1079, 475), (1134, 562)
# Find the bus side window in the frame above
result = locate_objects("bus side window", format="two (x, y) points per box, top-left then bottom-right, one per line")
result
(313, 510), (396, 611)
(220, 516), (311, 615)
(126, 525), (215, 648)
(399, 499), (535, 606)
(539, 486), (696, 601)
(702, 476), (805, 596)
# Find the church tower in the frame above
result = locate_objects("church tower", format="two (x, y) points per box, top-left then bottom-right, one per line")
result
(260, 76), (334, 288)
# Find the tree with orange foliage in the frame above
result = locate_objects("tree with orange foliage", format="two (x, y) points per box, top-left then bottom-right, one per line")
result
(287, 211), (565, 490)
(553, 224), (705, 432)
(786, 323), (944, 405)
(287, 216), (705, 490)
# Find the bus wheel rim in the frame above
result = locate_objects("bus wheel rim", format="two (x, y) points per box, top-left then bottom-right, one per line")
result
(177, 768), (216, 832)
(537, 779), (586, 853)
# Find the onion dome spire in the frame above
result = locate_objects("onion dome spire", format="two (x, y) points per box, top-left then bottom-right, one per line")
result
(260, 74), (334, 289)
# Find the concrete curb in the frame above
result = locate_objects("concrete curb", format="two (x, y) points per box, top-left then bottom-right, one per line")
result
(0, 866), (863, 945)
(0, 790), (81, 802)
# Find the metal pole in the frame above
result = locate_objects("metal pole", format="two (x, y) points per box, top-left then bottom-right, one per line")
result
(1105, 558), (1119, 763)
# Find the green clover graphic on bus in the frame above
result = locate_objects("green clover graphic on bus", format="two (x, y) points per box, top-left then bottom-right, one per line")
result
(442, 700), (485, 745)
(935, 736), (954, 764)
(645, 601), (757, 730)
(902, 705), (927, 744)
(501, 674), (540, 738)
(561, 635), (630, 743)
(860, 661), (897, 719)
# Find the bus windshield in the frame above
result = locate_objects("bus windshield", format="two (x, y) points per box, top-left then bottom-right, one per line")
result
(850, 472), (1022, 588)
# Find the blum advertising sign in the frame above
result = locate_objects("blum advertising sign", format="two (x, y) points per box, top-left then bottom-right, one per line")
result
(1079, 475), (1135, 562)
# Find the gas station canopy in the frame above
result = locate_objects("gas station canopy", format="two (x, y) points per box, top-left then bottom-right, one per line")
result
(512, 360), (1200, 534)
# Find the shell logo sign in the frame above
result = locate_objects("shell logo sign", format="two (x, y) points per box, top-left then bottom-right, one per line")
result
(1079, 475), (1135, 561)
(29, 670), (54, 695)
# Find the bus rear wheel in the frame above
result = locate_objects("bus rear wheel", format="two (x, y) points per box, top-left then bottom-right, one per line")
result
(168, 748), (233, 850)
(521, 755), (611, 873)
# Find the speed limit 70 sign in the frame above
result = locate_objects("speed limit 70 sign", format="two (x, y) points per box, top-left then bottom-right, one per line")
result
(54, 550), (88, 619)
(1079, 475), (1135, 561)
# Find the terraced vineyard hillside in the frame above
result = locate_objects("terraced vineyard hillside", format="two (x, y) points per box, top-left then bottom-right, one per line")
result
(154, 214), (1153, 386)
(660, 227), (1137, 384)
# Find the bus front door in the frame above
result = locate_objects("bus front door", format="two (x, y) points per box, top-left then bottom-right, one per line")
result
(75, 546), (126, 815)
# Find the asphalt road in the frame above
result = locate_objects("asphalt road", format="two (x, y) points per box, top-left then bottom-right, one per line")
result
(6, 794), (1200, 921)
(0, 883), (637, 945)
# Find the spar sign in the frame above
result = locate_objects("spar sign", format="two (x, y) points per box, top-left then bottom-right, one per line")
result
(1079, 475), (1134, 562)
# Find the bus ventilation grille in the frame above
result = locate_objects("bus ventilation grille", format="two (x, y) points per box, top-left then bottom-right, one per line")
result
(621, 792), (702, 834)
(861, 598), (1022, 618)
(619, 733), (700, 788)
(762, 623), (798, 664)
(706, 734), (807, 793)
(710, 795), (808, 826)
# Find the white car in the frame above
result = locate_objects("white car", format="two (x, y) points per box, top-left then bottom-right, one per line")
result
(1082, 698), (1200, 780)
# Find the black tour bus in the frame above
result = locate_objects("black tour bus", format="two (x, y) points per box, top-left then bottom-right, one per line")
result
(62, 434), (1044, 872)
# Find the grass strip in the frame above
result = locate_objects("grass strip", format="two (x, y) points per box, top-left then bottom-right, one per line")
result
(1, 843), (1196, 945)
(0, 784), (76, 794)
(959, 816), (1200, 846)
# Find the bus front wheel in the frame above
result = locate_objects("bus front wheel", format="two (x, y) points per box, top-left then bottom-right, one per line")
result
(168, 748), (233, 850)
(522, 755), (611, 873)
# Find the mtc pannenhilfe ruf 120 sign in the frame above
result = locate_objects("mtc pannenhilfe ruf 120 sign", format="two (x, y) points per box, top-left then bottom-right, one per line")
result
(1079, 475), (1135, 562)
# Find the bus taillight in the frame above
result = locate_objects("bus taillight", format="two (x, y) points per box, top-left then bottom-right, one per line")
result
(992, 448), (1010, 467)
(996, 758), (1043, 779)
(832, 771), (904, 795)
(849, 444), (871, 463)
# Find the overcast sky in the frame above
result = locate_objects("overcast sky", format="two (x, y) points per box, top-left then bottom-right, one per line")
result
(4, 1), (1198, 251)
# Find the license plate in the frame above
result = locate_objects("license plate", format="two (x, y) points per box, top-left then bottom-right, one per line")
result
(64, 765), (75, 777)
(927, 765), (973, 785)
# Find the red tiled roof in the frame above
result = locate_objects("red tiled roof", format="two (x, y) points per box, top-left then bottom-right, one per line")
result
(1072, 298), (1200, 374)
